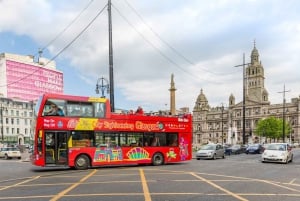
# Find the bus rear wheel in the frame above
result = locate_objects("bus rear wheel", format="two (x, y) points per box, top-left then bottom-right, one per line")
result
(152, 153), (164, 166)
(75, 155), (90, 170)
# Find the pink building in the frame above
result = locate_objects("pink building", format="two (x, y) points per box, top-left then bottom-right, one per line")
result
(0, 53), (63, 101)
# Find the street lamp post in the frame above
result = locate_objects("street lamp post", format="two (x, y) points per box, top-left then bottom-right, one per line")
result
(221, 104), (224, 146)
(235, 53), (250, 145)
(108, 0), (115, 112)
(96, 77), (110, 98)
(0, 104), (7, 144)
(278, 84), (290, 143)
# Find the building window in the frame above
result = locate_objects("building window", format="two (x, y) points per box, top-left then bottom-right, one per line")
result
(17, 128), (20, 134)
(25, 128), (27, 134)
(6, 118), (8, 124)
(11, 118), (14, 125)
(12, 128), (14, 134)
(16, 110), (19, 116)
(24, 111), (27, 117)
(17, 118), (20, 125)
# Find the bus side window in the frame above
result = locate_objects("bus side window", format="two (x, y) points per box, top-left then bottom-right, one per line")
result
(151, 137), (160, 146)
(95, 103), (105, 118)
(168, 134), (178, 146)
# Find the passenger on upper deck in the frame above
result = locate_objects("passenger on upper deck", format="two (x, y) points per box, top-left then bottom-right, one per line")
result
(45, 103), (64, 116)
(135, 106), (144, 115)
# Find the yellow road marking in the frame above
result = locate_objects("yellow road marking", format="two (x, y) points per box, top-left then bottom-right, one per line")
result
(50, 169), (97, 201)
(190, 172), (249, 201)
(1, 192), (300, 200)
(289, 178), (296, 184)
(0, 176), (40, 191)
(139, 168), (152, 201)
(260, 179), (300, 193)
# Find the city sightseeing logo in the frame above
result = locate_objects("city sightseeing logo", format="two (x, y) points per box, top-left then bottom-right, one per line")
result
(158, 122), (164, 130)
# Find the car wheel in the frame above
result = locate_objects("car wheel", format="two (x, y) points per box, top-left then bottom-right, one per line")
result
(222, 154), (225, 159)
(290, 155), (293, 162)
(213, 154), (217, 160)
(4, 154), (9, 160)
(74, 154), (90, 170)
(152, 152), (164, 166)
(285, 157), (289, 164)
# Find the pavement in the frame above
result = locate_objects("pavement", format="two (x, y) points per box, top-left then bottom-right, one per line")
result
(21, 150), (31, 162)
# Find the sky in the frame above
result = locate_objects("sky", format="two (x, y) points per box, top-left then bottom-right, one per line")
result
(0, 0), (300, 112)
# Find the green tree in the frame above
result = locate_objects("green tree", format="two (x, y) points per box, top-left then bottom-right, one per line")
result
(255, 117), (287, 142)
(277, 118), (291, 140)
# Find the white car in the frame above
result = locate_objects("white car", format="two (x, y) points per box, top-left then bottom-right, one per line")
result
(0, 147), (22, 160)
(261, 143), (293, 164)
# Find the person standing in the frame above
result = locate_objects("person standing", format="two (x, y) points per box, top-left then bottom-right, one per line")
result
(135, 106), (144, 115)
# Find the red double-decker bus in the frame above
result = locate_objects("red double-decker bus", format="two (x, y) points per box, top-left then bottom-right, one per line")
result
(31, 93), (192, 170)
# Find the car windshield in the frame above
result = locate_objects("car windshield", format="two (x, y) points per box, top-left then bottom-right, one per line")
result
(201, 145), (215, 150)
(249, 145), (258, 148)
(266, 144), (286, 151)
(2, 147), (19, 151)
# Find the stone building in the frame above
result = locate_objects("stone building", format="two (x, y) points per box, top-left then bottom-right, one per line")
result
(0, 96), (34, 146)
(193, 44), (300, 146)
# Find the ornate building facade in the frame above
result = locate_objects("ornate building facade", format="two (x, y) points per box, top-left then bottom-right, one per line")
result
(193, 44), (300, 146)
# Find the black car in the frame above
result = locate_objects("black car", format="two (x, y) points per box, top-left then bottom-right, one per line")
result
(245, 144), (263, 154)
(225, 144), (243, 155)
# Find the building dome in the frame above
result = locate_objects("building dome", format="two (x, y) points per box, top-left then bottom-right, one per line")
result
(194, 89), (209, 111)
(196, 89), (207, 102)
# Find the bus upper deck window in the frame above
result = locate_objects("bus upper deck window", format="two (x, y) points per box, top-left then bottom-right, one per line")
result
(95, 103), (105, 117)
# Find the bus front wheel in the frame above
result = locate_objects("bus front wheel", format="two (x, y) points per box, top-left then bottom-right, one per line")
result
(75, 155), (90, 170)
(152, 152), (164, 166)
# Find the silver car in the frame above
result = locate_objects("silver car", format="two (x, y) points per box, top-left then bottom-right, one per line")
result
(196, 144), (225, 160)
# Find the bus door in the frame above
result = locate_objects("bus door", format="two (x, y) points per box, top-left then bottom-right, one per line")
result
(45, 131), (68, 165)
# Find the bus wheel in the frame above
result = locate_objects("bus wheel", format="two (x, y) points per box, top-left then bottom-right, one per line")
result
(75, 155), (90, 170)
(152, 153), (164, 166)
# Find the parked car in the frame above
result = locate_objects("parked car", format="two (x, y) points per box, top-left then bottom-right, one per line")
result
(224, 144), (232, 155)
(226, 144), (243, 155)
(245, 144), (264, 154)
(196, 144), (225, 160)
(0, 147), (22, 160)
(261, 143), (293, 164)
(262, 143), (269, 151)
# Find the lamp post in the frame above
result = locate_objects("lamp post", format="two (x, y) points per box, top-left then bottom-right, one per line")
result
(235, 53), (250, 145)
(108, 0), (115, 112)
(221, 103), (224, 146)
(0, 104), (7, 144)
(95, 77), (110, 98)
(278, 84), (290, 143)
